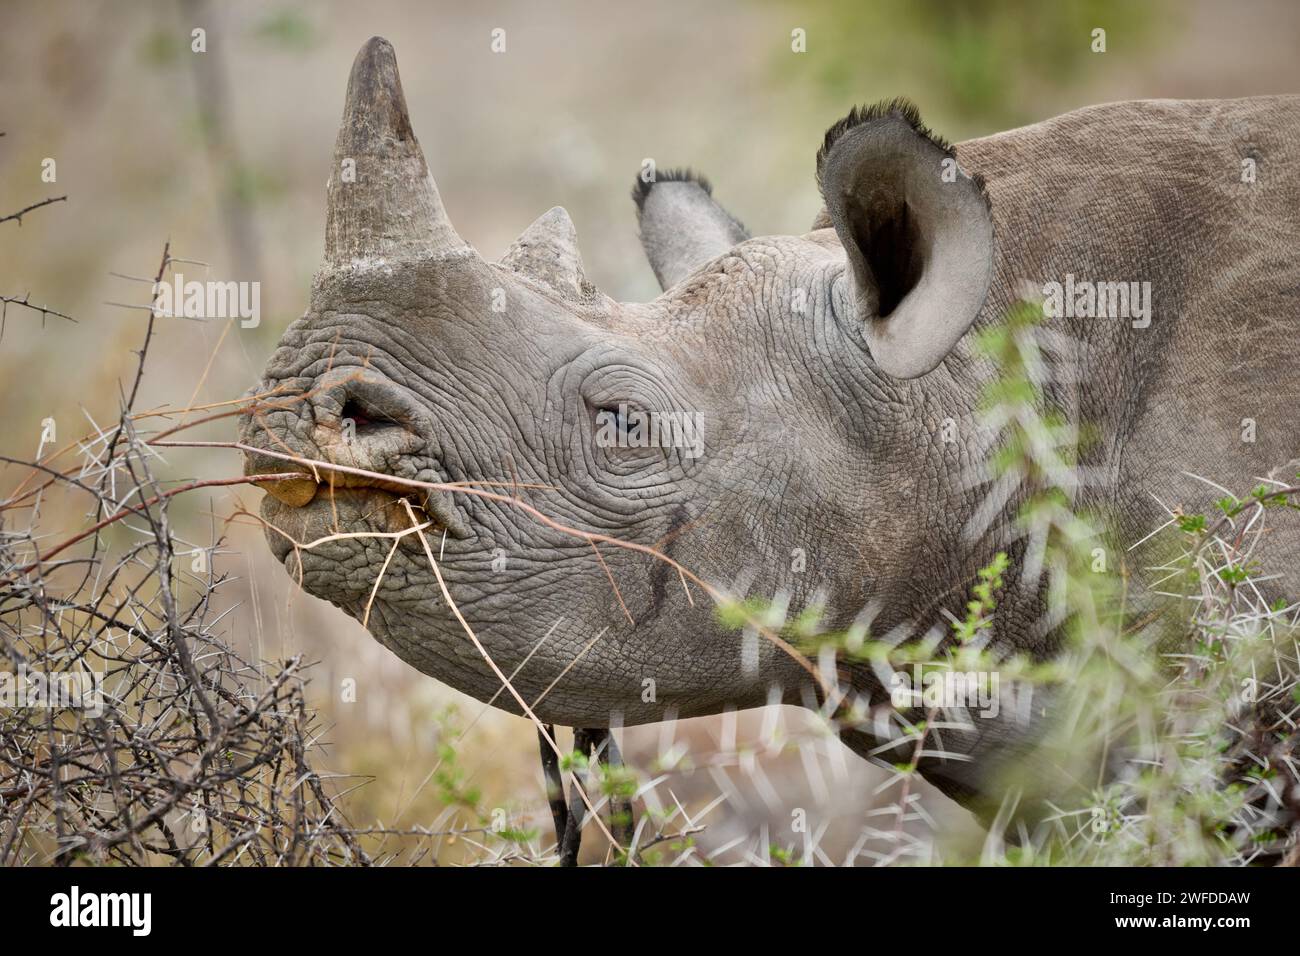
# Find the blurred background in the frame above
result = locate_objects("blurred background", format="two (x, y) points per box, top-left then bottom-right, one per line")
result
(3, 0), (1298, 864)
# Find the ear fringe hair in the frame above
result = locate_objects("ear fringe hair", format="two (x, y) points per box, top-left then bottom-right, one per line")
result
(631, 167), (713, 217)
(816, 97), (988, 208)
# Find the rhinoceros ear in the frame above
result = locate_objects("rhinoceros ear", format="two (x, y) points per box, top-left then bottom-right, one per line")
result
(818, 100), (993, 379)
(632, 169), (749, 290)
(500, 206), (588, 298)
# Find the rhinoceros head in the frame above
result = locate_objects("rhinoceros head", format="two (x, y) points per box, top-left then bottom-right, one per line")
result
(240, 37), (994, 730)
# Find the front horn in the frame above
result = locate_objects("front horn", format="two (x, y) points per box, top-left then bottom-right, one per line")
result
(323, 36), (469, 268)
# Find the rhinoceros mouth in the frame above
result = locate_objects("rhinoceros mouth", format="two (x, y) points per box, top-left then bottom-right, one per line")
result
(251, 467), (470, 541)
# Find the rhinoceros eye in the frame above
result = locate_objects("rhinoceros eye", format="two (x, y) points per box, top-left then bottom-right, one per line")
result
(596, 404), (629, 432)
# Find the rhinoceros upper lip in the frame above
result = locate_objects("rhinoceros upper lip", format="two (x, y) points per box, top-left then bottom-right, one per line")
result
(251, 466), (470, 538)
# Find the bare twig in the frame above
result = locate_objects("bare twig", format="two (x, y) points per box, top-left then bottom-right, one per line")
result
(0, 194), (66, 226)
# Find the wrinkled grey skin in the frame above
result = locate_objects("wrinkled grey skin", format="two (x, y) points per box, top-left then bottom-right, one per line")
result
(242, 38), (1300, 808)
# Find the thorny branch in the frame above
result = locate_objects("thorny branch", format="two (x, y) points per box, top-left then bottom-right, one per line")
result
(0, 194), (67, 227)
(0, 244), (371, 866)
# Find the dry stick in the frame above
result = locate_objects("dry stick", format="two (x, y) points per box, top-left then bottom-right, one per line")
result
(381, 618), (570, 831)
(8, 473), (310, 576)
(125, 422), (222, 737)
(528, 628), (608, 711)
(0, 293), (76, 323)
(361, 536), (403, 630)
(0, 194), (67, 226)
(148, 386), (312, 443)
(121, 245), (172, 419)
(349, 611), (590, 849)
(154, 372), (370, 448)
(0, 191), (70, 342)
(59, 243), (174, 607)
(240, 503), (436, 596)
(177, 317), (237, 434)
(132, 384), (299, 421)
(0, 453), (99, 505)
(151, 438), (825, 693)
(398, 497), (630, 864)
(482, 617), (566, 712)
(3, 382), (306, 508)
(590, 540), (634, 625)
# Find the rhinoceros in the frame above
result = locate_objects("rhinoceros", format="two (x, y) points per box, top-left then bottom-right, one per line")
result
(241, 37), (1300, 811)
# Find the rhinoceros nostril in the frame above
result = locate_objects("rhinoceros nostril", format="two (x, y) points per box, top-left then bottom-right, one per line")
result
(341, 398), (400, 431)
